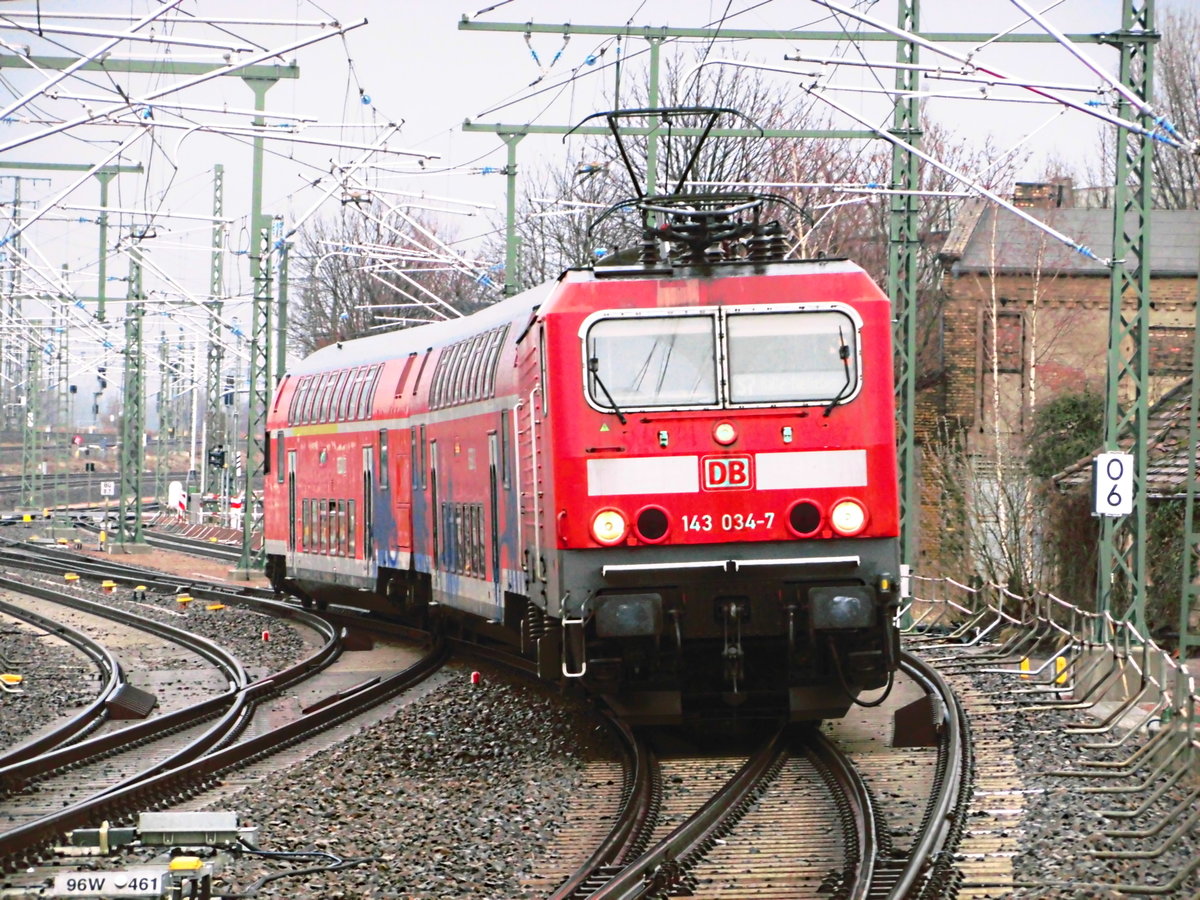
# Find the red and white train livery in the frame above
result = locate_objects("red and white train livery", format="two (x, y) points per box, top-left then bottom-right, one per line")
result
(264, 246), (901, 723)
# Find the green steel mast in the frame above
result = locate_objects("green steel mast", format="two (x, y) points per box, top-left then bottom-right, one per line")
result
(1096, 0), (1156, 633)
(118, 249), (146, 547)
(889, 0), (922, 577)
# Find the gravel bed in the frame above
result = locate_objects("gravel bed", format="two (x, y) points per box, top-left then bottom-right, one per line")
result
(0, 564), (310, 761)
(0, 619), (96, 750)
(213, 672), (615, 899)
(964, 669), (1198, 898)
(2, 563), (309, 677)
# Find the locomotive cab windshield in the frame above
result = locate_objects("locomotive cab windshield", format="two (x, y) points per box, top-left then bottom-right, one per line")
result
(583, 303), (863, 411)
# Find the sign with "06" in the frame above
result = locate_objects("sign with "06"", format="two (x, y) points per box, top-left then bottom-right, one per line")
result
(1092, 452), (1133, 517)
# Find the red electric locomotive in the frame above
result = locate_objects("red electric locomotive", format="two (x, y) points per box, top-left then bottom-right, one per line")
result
(264, 109), (901, 723)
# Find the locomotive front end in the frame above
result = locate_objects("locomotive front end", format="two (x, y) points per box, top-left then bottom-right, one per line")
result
(545, 262), (901, 724)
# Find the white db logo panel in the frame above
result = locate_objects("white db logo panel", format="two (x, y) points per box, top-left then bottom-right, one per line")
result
(702, 455), (754, 490)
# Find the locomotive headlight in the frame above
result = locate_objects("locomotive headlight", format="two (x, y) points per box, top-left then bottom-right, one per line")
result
(830, 499), (867, 537)
(591, 509), (629, 546)
(713, 421), (737, 445)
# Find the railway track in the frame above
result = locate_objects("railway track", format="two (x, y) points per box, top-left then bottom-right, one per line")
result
(1, 533), (981, 897)
(0, 553), (448, 887)
(530, 650), (970, 900)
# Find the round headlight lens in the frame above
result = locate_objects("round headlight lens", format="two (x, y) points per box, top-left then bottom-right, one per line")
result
(635, 506), (670, 543)
(830, 499), (867, 536)
(786, 499), (822, 537)
(591, 509), (629, 545)
(713, 421), (737, 445)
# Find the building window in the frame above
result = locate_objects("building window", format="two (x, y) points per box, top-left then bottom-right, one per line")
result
(1149, 325), (1192, 375)
(985, 310), (1023, 374)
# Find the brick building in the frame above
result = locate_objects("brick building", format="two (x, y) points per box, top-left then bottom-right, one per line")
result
(918, 200), (1200, 570)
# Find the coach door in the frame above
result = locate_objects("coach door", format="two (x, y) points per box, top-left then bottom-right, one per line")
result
(488, 432), (502, 622)
(287, 450), (297, 552)
(362, 446), (374, 564)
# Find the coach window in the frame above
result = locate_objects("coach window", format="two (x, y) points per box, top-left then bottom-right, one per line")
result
(499, 409), (511, 488)
(308, 375), (323, 423)
(410, 428), (420, 488)
(586, 314), (717, 408)
(468, 333), (489, 400)
(726, 310), (859, 405)
(429, 350), (448, 408)
(302, 499), (311, 549)
(288, 376), (306, 424)
(419, 425), (428, 489)
(338, 500), (349, 556)
(317, 372), (335, 421)
(327, 369), (346, 421)
(317, 372), (337, 421)
(345, 367), (367, 419)
(360, 365), (382, 418)
(342, 369), (361, 421)
(275, 431), (285, 483)
(483, 325), (508, 396)
(379, 430), (389, 490)
(448, 343), (470, 405)
(348, 500), (357, 556)
(305, 374), (325, 423)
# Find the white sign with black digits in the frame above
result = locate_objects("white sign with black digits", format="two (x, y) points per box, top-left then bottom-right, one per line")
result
(1093, 452), (1133, 517)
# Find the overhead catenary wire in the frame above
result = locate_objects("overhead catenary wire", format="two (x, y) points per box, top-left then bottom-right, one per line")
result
(807, 0), (1187, 149)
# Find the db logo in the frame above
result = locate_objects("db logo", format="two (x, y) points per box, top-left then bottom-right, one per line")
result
(701, 455), (754, 491)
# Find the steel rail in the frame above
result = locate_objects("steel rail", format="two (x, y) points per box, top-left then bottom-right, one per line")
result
(0, 570), (339, 797)
(807, 727), (879, 900)
(885, 651), (971, 900)
(549, 717), (659, 900)
(0, 637), (446, 873)
(586, 728), (788, 900)
(0, 596), (122, 767)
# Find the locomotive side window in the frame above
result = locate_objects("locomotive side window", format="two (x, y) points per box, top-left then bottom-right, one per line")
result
(726, 310), (859, 405)
(539, 325), (550, 416)
(586, 315), (717, 407)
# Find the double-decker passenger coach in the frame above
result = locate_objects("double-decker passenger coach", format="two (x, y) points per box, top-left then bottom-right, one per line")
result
(264, 108), (901, 724)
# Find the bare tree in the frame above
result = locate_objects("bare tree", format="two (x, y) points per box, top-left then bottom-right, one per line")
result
(290, 202), (492, 356)
(1086, 5), (1200, 209)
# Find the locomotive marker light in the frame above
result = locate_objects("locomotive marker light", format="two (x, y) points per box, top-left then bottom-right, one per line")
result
(829, 498), (868, 537)
(712, 421), (737, 445)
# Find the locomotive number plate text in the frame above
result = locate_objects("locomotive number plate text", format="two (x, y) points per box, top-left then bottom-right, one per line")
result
(682, 512), (776, 533)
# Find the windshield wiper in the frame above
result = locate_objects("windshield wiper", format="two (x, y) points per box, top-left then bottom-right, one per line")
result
(823, 328), (853, 418)
(589, 357), (628, 424)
